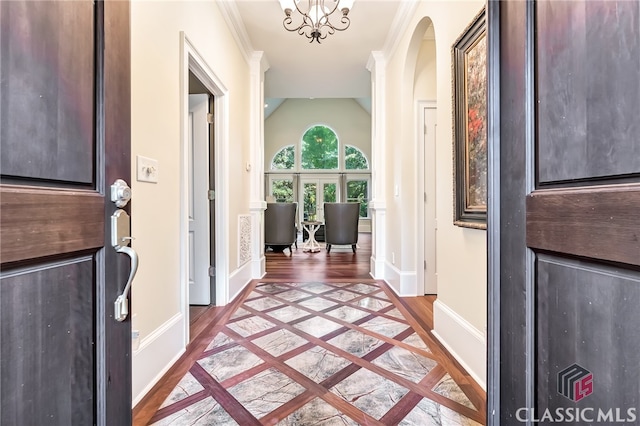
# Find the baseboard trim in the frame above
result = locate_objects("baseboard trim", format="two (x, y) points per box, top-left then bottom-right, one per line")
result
(384, 261), (418, 296)
(370, 255), (385, 279)
(432, 299), (486, 389)
(252, 255), (266, 279)
(132, 313), (185, 405)
(228, 260), (253, 303)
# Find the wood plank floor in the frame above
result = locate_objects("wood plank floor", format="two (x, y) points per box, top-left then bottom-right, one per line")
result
(134, 233), (486, 425)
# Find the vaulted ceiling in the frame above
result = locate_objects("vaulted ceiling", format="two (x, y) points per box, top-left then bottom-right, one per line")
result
(219, 1), (425, 116)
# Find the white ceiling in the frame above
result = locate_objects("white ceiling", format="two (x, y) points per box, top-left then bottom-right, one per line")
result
(223, 0), (410, 115)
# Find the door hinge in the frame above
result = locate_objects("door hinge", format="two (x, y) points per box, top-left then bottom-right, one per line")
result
(208, 266), (215, 277)
(207, 113), (214, 124)
(424, 192), (427, 203)
(424, 260), (427, 270)
(208, 190), (215, 200)
(424, 124), (428, 135)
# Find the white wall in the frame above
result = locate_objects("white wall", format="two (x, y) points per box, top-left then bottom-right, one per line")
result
(382, 1), (487, 387)
(130, 0), (252, 404)
(264, 98), (371, 170)
(414, 39), (437, 100)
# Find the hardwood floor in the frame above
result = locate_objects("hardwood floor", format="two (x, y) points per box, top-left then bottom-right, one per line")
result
(135, 233), (487, 425)
(188, 234), (373, 339)
(263, 232), (373, 281)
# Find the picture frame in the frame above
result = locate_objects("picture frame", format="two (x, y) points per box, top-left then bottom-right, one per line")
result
(452, 8), (487, 229)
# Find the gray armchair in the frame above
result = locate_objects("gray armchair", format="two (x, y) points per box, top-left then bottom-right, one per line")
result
(264, 202), (298, 253)
(323, 202), (360, 253)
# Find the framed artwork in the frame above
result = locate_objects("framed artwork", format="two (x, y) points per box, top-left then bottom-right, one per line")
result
(452, 8), (487, 229)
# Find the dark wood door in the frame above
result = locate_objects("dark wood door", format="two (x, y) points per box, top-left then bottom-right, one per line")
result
(0, 1), (131, 425)
(489, 0), (640, 423)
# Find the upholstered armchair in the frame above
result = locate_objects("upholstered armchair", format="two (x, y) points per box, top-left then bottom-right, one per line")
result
(264, 202), (298, 253)
(323, 202), (360, 253)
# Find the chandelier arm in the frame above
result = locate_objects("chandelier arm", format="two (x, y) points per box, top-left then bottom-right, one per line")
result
(283, 13), (314, 35)
(320, 0), (340, 17)
(282, 0), (351, 43)
(292, 0), (310, 19)
(333, 15), (350, 31)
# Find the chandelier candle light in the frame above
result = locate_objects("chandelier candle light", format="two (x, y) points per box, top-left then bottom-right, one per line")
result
(279, 0), (354, 43)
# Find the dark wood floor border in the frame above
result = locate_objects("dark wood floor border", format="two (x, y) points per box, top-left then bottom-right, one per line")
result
(189, 362), (262, 426)
(134, 276), (487, 425)
(259, 391), (317, 425)
(246, 286), (437, 363)
(147, 390), (209, 424)
(233, 305), (486, 424)
(223, 326), (384, 426)
(244, 291), (428, 362)
(232, 303), (455, 407)
(383, 282), (487, 417)
(132, 281), (258, 426)
(379, 366), (448, 425)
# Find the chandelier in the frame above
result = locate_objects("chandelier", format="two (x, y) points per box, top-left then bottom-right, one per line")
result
(278, 0), (354, 43)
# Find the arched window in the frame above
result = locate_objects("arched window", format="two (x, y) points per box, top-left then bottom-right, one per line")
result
(301, 125), (338, 170)
(271, 145), (295, 170)
(267, 126), (371, 219)
(345, 145), (369, 170)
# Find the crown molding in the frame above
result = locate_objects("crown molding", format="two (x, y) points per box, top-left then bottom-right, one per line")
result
(367, 50), (386, 72)
(250, 51), (270, 75)
(216, 0), (254, 65)
(382, 0), (420, 60)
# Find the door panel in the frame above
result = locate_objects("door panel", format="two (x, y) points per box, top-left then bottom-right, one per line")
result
(0, 1), (95, 184)
(1, 258), (94, 425)
(537, 1), (640, 183)
(188, 94), (210, 305)
(423, 106), (437, 294)
(208, 94), (215, 304)
(301, 178), (338, 222)
(0, 188), (103, 263)
(536, 256), (640, 410)
(0, 1), (131, 425)
(492, 0), (640, 423)
(303, 181), (317, 220)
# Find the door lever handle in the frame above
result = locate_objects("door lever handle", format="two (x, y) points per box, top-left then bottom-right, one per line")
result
(114, 244), (138, 322)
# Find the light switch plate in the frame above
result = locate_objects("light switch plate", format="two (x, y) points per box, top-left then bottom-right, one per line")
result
(137, 155), (158, 183)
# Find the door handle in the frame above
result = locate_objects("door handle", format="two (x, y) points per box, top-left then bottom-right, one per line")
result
(111, 204), (138, 322)
(114, 244), (138, 322)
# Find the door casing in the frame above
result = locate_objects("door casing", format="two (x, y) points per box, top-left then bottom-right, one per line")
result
(180, 33), (228, 337)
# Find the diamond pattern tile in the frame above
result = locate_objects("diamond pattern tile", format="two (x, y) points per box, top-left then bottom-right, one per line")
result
(330, 368), (410, 420)
(148, 282), (485, 425)
(285, 346), (351, 383)
(227, 368), (306, 418)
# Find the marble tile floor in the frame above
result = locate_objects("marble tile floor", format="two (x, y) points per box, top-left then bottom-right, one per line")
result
(148, 281), (485, 425)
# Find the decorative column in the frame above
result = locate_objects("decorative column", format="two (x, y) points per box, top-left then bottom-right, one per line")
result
(367, 51), (387, 279)
(249, 51), (270, 278)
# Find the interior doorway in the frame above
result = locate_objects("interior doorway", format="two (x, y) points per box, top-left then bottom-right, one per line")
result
(187, 78), (215, 306)
(181, 31), (230, 343)
(417, 101), (437, 295)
